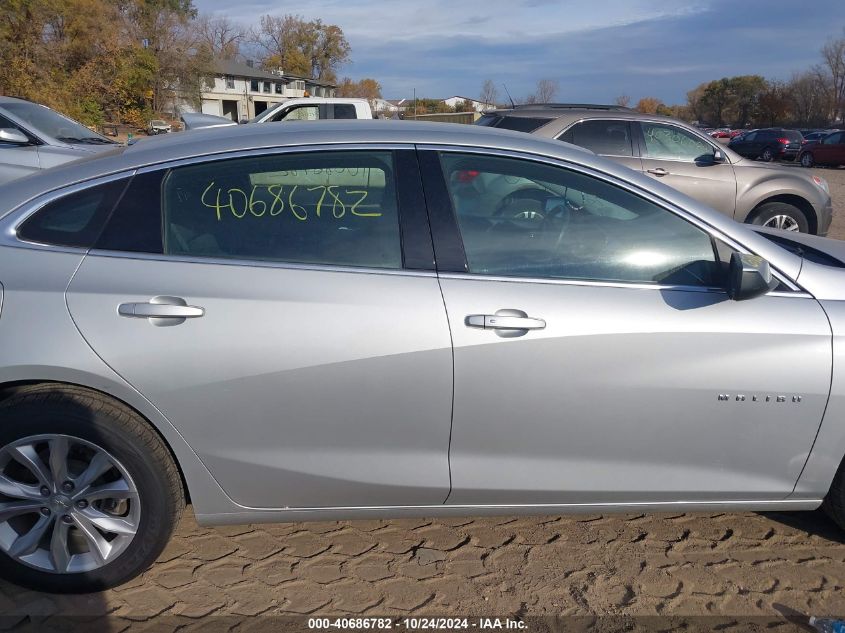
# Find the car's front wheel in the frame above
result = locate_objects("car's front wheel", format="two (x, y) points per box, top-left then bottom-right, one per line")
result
(0, 385), (184, 593)
(749, 201), (809, 233)
(799, 153), (815, 168)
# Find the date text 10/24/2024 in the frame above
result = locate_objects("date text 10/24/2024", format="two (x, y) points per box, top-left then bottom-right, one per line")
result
(308, 618), (528, 630)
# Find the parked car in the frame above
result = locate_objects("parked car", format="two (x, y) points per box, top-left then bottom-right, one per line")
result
(710, 128), (731, 138)
(1, 121), (845, 593)
(728, 128), (804, 162)
(0, 96), (119, 185)
(801, 131), (830, 145)
(181, 98), (374, 130)
(147, 119), (172, 135)
(476, 106), (831, 233)
(798, 130), (845, 168)
(730, 129), (747, 138)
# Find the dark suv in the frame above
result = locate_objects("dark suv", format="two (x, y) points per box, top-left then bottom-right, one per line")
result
(477, 105), (832, 234)
(727, 128), (803, 162)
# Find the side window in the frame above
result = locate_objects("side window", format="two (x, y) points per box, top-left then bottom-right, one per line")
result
(559, 120), (633, 157)
(640, 122), (714, 161)
(743, 131), (757, 142)
(17, 178), (128, 247)
(334, 104), (357, 120)
(824, 132), (842, 145)
(280, 105), (320, 121)
(439, 152), (718, 286)
(161, 151), (402, 269)
(95, 171), (165, 253)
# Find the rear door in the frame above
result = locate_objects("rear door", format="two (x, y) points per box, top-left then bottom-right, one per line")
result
(637, 121), (737, 216)
(66, 147), (454, 509)
(557, 119), (642, 173)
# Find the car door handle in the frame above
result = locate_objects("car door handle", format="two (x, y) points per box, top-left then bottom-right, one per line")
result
(118, 296), (204, 326)
(465, 309), (546, 337)
(647, 167), (669, 176)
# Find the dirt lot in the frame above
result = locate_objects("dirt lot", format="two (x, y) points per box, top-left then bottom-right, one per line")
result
(2, 168), (845, 632)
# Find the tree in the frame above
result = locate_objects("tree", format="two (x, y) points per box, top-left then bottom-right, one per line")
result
(817, 29), (845, 123)
(614, 95), (630, 107)
(755, 80), (789, 127)
(700, 78), (732, 125)
(336, 77), (382, 107)
(635, 96), (663, 114)
(727, 75), (767, 127)
(686, 83), (709, 123)
(193, 14), (245, 59)
(534, 78), (558, 103)
(479, 79), (498, 107)
(253, 14), (349, 82)
(787, 71), (830, 127)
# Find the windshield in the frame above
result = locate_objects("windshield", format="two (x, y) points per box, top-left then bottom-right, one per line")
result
(1, 102), (116, 145)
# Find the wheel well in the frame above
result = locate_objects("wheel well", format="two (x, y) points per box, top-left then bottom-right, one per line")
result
(749, 194), (818, 234)
(0, 380), (190, 503)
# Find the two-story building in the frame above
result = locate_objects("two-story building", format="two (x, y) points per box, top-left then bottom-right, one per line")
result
(186, 60), (336, 122)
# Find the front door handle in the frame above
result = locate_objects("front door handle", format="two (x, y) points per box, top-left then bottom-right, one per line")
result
(647, 167), (669, 176)
(118, 296), (204, 327)
(465, 309), (546, 338)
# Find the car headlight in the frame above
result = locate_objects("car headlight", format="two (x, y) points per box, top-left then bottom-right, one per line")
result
(812, 175), (830, 195)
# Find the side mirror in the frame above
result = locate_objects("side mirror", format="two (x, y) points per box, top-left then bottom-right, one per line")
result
(713, 149), (725, 162)
(0, 128), (29, 145)
(727, 252), (778, 301)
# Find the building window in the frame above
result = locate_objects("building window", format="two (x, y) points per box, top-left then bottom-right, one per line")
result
(225, 75), (235, 89)
(275, 82), (283, 94)
(250, 79), (259, 92)
(263, 81), (271, 93)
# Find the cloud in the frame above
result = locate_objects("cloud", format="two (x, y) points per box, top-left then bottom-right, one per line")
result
(194, 0), (845, 103)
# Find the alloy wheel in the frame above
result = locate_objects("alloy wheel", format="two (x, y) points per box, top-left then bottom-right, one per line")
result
(0, 434), (140, 573)
(762, 215), (800, 231)
(761, 148), (773, 162)
(800, 153), (814, 168)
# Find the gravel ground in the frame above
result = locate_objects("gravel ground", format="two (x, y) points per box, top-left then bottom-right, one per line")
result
(2, 164), (845, 632)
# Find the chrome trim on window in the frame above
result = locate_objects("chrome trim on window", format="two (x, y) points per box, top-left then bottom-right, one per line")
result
(414, 143), (802, 293)
(86, 248), (437, 279)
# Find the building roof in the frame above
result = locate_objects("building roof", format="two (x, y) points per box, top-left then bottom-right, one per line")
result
(213, 59), (336, 88)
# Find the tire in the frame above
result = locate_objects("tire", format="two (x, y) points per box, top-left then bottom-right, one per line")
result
(0, 384), (184, 593)
(748, 201), (809, 233)
(824, 456), (845, 531)
(760, 147), (774, 162)
(800, 152), (815, 168)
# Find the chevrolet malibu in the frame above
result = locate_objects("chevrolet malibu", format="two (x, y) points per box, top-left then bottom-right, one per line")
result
(1, 121), (845, 593)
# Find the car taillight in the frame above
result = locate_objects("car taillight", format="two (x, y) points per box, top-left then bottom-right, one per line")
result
(777, 138), (790, 144)
(456, 170), (480, 183)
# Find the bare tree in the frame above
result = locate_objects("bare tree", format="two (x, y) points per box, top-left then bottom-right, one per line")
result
(817, 29), (845, 123)
(194, 14), (246, 60)
(614, 95), (630, 107)
(534, 78), (559, 103)
(787, 71), (831, 126)
(479, 79), (498, 107)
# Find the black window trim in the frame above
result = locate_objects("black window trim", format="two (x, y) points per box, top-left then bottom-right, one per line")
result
(556, 117), (640, 159)
(84, 145), (436, 273)
(415, 144), (802, 293)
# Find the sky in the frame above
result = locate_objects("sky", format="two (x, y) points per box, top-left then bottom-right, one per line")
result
(193, 0), (845, 104)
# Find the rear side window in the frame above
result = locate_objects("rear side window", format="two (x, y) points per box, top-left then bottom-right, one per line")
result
(491, 116), (553, 133)
(334, 104), (357, 119)
(95, 171), (165, 253)
(559, 120), (633, 156)
(17, 178), (127, 247)
(783, 130), (803, 141)
(161, 151), (402, 269)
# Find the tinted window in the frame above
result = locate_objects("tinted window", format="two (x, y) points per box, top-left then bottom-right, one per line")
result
(742, 131), (757, 141)
(560, 120), (633, 156)
(96, 171), (165, 253)
(334, 104), (357, 120)
(439, 152), (718, 286)
(162, 151), (402, 269)
(758, 130), (775, 140)
(492, 116), (553, 133)
(641, 122), (714, 161)
(783, 130), (803, 141)
(18, 179), (128, 247)
(474, 114), (500, 127)
(824, 132), (843, 144)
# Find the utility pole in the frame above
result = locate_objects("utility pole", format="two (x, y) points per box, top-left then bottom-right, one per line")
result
(414, 88), (417, 118)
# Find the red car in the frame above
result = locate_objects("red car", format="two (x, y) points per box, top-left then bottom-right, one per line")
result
(799, 131), (845, 168)
(730, 129), (747, 138)
(710, 128), (731, 138)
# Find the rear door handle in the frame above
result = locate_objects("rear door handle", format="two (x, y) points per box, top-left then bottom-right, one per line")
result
(118, 296), (204, 326)
(647, 167), (669, 176)
(465, 309), (546, 338)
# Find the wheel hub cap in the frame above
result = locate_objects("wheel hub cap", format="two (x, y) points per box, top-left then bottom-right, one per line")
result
(0, 434), (140, 574)
(762, 215), (800, 231)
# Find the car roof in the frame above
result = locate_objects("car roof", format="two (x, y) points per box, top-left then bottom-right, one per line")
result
(482, 106), (681, 125)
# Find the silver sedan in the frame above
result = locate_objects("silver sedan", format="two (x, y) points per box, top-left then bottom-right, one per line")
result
(0, 121), (844, 593)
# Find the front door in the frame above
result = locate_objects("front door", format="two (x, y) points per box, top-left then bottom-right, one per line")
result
(66, 148), (453, 509)
(423, 149), (831, 506)
(637, 121), (737, 217)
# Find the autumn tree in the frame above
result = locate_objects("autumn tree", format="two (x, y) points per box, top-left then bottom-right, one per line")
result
(635, 96), (663, 114)
(254, 14), (349, 82)
(336, 77), (382, 108)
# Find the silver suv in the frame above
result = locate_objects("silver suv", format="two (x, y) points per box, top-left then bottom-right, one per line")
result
(477, 104), (833, 235)
(0, 97), (118, 186)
